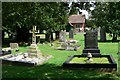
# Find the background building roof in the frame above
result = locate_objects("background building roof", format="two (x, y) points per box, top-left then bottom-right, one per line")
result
(68, 14), (85, 24)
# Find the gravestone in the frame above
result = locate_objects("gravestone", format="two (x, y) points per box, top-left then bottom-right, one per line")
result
(55, 40), (80, 51)
(28, 26), (42, 58)
(59, 30), (66, 42)
(69, 28), (74, 39)
(29, 26), (39, 44)
(82, 30), (100, 56)
(10, 43), (19, 51)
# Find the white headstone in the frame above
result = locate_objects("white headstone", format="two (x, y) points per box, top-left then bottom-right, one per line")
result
(10, 43), (19, 50)
(59, 30), (66, 42)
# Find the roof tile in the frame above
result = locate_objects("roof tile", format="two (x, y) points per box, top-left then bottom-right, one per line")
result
(69, 14), (85, 23)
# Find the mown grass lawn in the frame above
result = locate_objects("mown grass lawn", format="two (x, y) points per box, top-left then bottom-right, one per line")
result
(2, 33), (120, 80)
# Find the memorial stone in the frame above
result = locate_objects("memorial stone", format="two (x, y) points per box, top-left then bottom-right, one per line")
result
(69, 28), (74, 39)
(82, 30), (100, 56)
(28, 26), (42, 58)
(10, 43), (19, 51)
(59, 30), (66, 42)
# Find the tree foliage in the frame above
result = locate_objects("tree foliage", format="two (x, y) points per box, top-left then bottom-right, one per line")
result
(92, 2), (120, 41)
(2, 2), (68, 42)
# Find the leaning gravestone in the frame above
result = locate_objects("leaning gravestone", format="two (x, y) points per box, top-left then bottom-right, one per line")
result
(82, 30), (100, 56)
(69, 28), (74, 39)
(59, 30), (66, 42)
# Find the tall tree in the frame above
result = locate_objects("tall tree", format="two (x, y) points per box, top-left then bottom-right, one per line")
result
(91, 2), (107, 41)
(2, 2), (68, 42)
(92, 2), (120, 41)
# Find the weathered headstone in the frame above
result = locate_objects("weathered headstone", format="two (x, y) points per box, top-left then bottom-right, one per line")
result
(59, 30), (66, 42)
(55, 40), (80, 51)
(69, 28), (74, 39)
(82, 30), (100, 56)
(10, 43), (19, 51)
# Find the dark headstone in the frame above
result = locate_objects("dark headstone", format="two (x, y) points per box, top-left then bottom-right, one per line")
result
(82, 30), (100, 56)
(69, 29), (74, 39)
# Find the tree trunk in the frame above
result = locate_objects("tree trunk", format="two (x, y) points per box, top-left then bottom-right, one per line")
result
(2, 30), (4, 43)
(45, 33), (51, 42)
(100, 27), (106, 41)
(55, 31), (60, 40)
(51, 32), (53, 41)
(112, 33), (117, 42)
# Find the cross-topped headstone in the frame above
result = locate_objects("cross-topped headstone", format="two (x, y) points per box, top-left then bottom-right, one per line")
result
(29, 26), (39, 44)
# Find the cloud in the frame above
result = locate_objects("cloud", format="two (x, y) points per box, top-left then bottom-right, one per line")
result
(81, 10), (89, 19)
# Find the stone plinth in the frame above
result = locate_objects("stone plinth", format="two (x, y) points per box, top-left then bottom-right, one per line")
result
(27, 44), (42, 58)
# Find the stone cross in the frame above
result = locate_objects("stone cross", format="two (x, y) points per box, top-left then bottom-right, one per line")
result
(29, 26), (39, 44)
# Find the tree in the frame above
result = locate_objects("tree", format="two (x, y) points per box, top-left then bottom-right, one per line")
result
(2, 2), (68, 42)
(107, 2), (120, 41)
(91, 2), (107, 41)
(66, 2), (92, 15)
(92, 2), (120, 41)
(2, 2), (35, 42)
